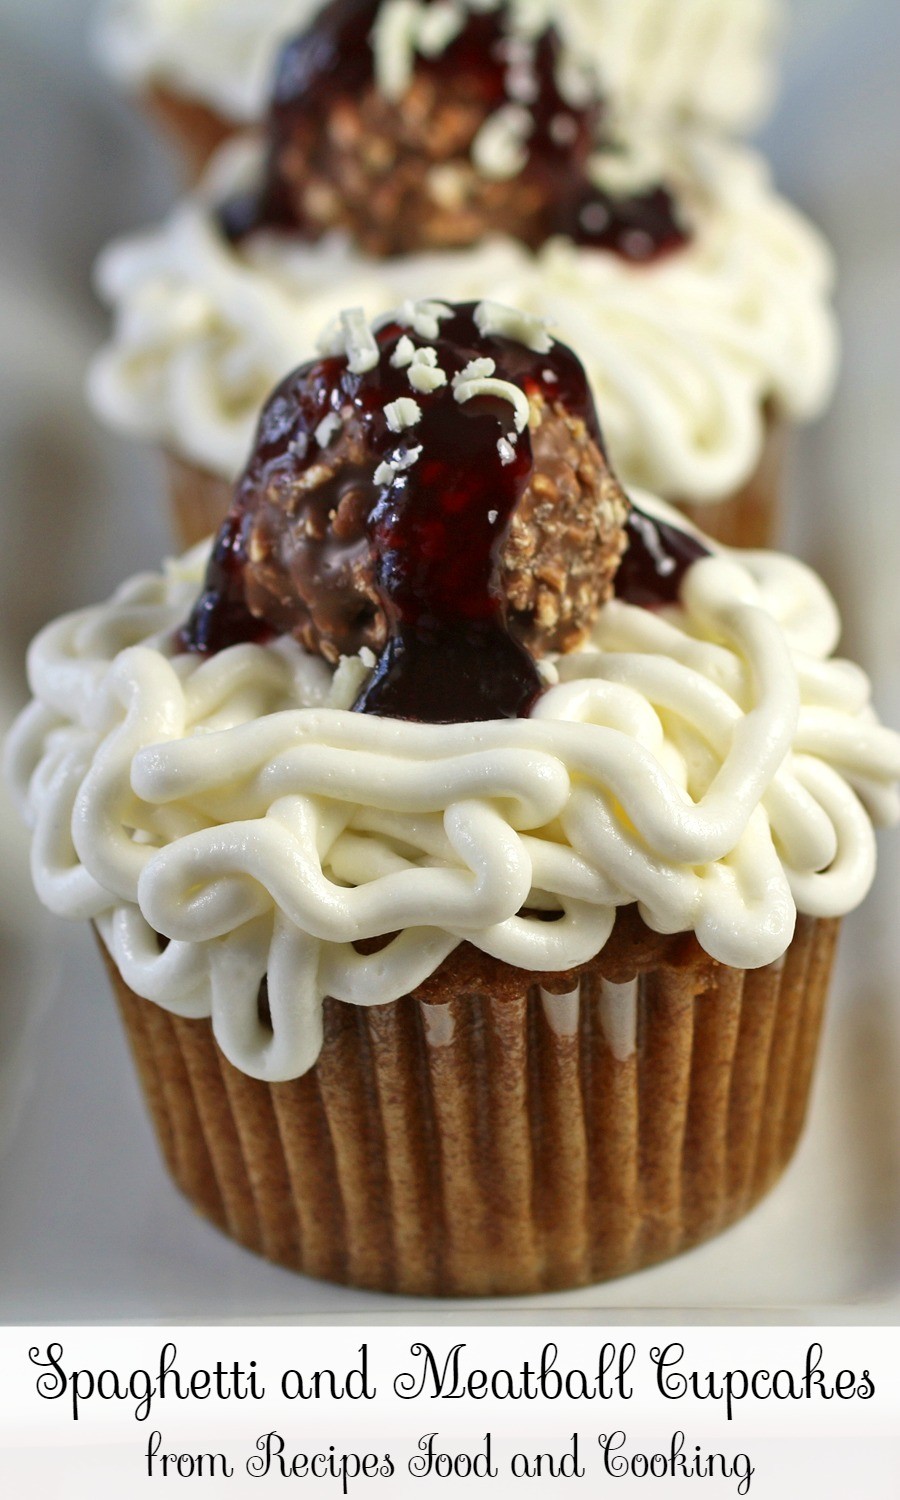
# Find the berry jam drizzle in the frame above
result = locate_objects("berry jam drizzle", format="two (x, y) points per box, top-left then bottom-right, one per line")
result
(180, 302), (708, 722)
(221, 0), (687, 264)
(616, 509), (708, 609)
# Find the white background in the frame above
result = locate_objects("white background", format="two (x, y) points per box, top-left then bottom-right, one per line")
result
(0, 0), (899, 1325)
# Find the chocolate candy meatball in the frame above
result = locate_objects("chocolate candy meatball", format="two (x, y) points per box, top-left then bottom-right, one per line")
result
(182, 299), (631, 722)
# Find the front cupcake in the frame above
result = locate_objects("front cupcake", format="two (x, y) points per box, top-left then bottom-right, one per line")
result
(95, 0), (784, 176)
(12, 303), (895, 1296)
(90, 0), (836, 551)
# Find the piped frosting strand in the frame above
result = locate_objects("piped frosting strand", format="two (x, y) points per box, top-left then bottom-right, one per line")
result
(8, 514), (899, 1082)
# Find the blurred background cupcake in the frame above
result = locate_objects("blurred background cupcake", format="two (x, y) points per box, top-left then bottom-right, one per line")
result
(88, 0), (837, 551)
(94, 0), (784, 179)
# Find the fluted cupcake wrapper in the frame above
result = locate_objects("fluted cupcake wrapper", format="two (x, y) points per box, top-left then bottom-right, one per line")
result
(100, 913), (838, 1297)
(673, 409), (785, 550)
(144, 87), (234, 183)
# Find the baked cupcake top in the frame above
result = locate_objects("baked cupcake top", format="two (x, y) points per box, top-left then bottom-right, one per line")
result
(90, 3), (836, 508)
(13, 305), (900, 1081)
(96, 0), (782, 135)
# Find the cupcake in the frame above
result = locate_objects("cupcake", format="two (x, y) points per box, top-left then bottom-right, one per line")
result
(10, 302), (899, 1296)
(95, 0), (783, 177)
(89, 0), (836, 552)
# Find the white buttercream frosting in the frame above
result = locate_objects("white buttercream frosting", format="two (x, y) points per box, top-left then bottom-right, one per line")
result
(564, 0), (781, 132)
(95, 0), (782, 133)
(89, 133), (837, 505)
(8, 500), (899, 1082)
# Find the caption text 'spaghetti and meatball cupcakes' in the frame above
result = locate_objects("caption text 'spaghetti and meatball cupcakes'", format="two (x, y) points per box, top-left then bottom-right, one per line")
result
(95, 0), (784, 177)
(12, 303), (900, 1296)
(89, 0), (837, 554)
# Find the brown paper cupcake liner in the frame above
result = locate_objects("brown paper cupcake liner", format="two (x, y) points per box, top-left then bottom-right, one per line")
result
(100, 909), (839, 1298)
(677, 409), (786, 550)
(164, 415), (785, 557)
(143, 86), (235, 183)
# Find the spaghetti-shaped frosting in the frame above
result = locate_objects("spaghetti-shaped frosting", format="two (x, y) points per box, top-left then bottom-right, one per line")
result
(89, 133), (837, 505)
(7, 502), (899, 1082)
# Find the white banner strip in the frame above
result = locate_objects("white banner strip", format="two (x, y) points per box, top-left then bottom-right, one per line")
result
(1, 1327), (898, 1496)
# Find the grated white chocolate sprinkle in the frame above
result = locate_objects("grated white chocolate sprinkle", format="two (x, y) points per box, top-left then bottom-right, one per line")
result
(453, 358), (531, 431)
(474, 299), (554, 353)
(342, 307), (380, 374)
(406, 347), (449, 394)
(417, 0), (467, 56)
(370, 0), (422, 102)
(456, 356), (495, 382)
(384, 396), (423, 432)
(506, 0), (553, 39)
(472, 103), (533, 180)
(390, 335), (417, 368)
(398, 299), (454, 341)
(316, 306), (379, 373)
(372, 0), (468, 102)
(314, 412), (342, 448)
(426, 162), (469, 210)
(374, 444), (423, 485)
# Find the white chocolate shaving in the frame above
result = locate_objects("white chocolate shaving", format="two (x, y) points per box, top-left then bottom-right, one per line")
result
(341, 307), (379, 374)
(456, 357), (495, 382)
(390, 335), (417, 369)
(384, 396), (423, 432)
(471, 103), (533, 181)
(506, 0), (552, 39)
(314, 413), (342, 448)
(453, 359), (530, 431)
(370, 0), (422, 102)
(417, 1), (466, 56)
(316, 306), (379, 374)
(427, 162), (469, 210)
(374, 445), (423, 485)
(398, 299), (454, 341)
(474, 299), (553, 354)
(371, 0), (466, 101)
(407, 347), (449, 394)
